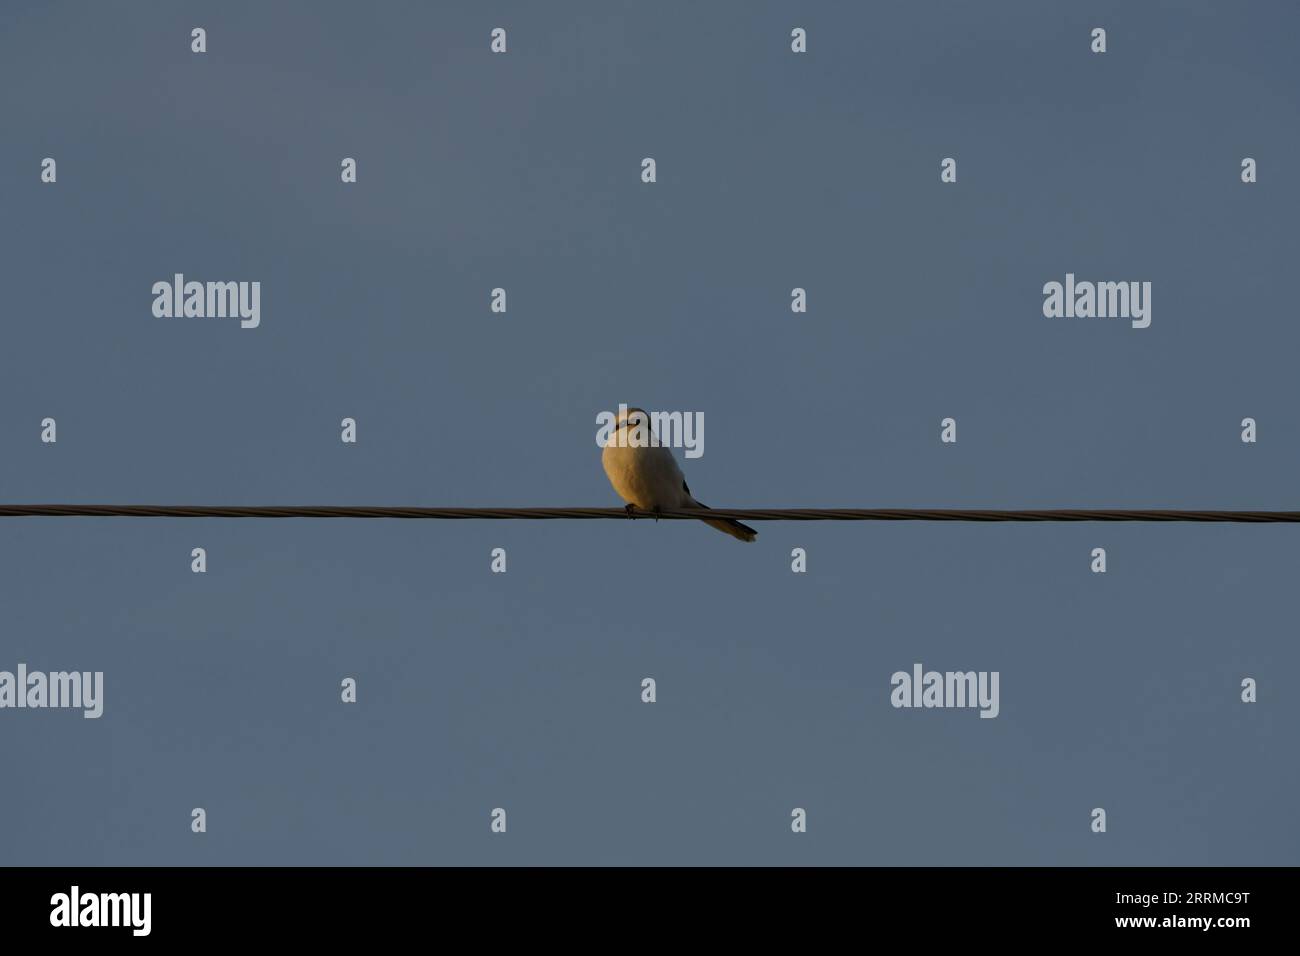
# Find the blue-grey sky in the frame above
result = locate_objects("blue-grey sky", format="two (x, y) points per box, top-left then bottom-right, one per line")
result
(1, 0), (1297, 864)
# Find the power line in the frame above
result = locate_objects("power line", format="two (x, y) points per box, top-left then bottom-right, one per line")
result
(1, 505), (1298, 522)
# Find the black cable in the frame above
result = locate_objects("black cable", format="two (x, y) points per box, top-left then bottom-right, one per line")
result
(1, 505), (1298, 522)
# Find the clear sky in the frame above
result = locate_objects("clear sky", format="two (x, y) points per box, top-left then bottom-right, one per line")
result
(1, 0), (1297, 864)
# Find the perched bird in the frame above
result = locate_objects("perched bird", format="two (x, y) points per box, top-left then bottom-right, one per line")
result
(601, 406), (757, 542)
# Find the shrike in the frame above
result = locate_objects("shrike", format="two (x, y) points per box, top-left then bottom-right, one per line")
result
(601, 407), (757, 542)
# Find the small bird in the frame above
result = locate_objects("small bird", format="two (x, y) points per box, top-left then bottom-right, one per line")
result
(601, 406), (757, 542)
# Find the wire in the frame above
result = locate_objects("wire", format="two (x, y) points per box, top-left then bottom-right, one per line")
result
(0, 505), (1298, 522)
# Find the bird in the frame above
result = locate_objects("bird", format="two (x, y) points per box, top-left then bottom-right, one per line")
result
(601, 406), (757, 542)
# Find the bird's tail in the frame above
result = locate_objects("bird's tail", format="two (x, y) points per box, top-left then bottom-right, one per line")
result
(689, 499), (758, 542)
(702, 516), (758, 542)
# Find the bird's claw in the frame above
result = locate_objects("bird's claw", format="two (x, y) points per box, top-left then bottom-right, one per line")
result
(622, 504), (661, 522)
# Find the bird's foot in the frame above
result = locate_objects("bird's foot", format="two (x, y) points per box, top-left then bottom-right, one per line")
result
(624, 503), (637, 520)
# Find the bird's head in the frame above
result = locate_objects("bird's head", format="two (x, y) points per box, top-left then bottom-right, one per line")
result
(615, 406), (650, 431)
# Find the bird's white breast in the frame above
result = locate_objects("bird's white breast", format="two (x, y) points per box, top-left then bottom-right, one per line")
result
(602, 441), (687, 511)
